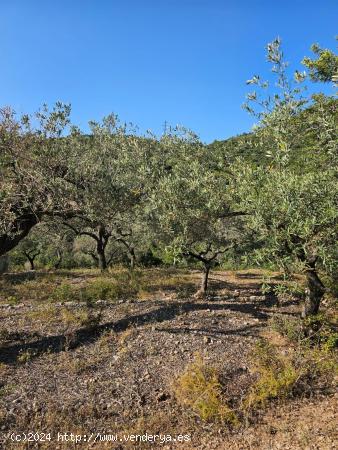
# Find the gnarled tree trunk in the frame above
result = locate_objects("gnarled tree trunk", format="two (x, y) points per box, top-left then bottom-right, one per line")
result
(302, 267), (326, 317)
(0, 212), (38, 256)
(188, 246), (230, 299)
(97, 243), (107, 271)
(54, 249), (63, 269)
(194, 262), (212, 298)
(96, 225), (109, 271)
(200, 263), (211, 295)
(27, 255), (36, 270)
(129, 247), (136, 271)
(23, 250), (40, 271)
(0, 255), (9, 274)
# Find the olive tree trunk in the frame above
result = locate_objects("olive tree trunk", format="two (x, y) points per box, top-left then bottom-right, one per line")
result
(97, 245), (107, 271)
(129, 247), (136, 271)
(23, 251), (40, 271)
(54, 249), (63, 269)
(0, 255), (9, 274)
(27, 256), (36, 270)
(200, 263), (211, 294)
(193, 262), (212, 298)
(302, 268), (326, 317)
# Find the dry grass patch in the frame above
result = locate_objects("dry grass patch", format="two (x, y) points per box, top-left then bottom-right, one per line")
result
(244, 338), (337, 412)
(173, 354), (238, 425)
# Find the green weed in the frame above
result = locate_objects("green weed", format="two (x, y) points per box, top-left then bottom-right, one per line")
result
(173, 355), (238, 424)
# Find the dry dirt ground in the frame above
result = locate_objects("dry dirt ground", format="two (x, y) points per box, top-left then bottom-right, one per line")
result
(0, 268), (336, 449)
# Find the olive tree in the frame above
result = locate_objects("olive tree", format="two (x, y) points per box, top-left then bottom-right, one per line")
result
(16, 233), (42, 270)
(10, 221), (75, 270)
(0, 103), (84, 256)
(150, 127), (244, 297)
(236, 38), (338, 317)
(62, 115), (154, 271)
(302, 40), (338, 83)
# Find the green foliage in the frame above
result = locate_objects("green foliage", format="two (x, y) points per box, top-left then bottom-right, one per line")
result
(83, 279), (117, 301)
(173, 355), (238, 424)
(302, 42), (338, 83)
(148, 125), (246, 294)
(52, 283), (75, 302)
(60, 307), (100, 330)
(0, 103), (82, 256)
(236, 167), (338, 280)
(270, 315), (304, 342)
(245, 341), (300, 409)
(51, 273), (142, 304)
(271, 313), (338, 351)
(261, 278), (305, 298)
(138, 248), (162, 267)
(82, 275), (140, 302)
(5, 295), (19, 305)
(302, 313), (338, 351)
(17, 349), (36, 364)
(236, 38), (338, 315)
(245, 338), (337, 410)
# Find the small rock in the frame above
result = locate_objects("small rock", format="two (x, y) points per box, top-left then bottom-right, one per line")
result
(249, 295), (263, 301)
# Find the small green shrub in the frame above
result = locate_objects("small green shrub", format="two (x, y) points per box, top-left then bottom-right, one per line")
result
(50, 272), (144, 305)
(245, 341), (300, 410)
(6, 295), (19, 305)
(270, 315), (303, 342)
(303, 314), (338, 351)
(271, 313), (338, 351)
(17, 349), (36, 363)
(81, 279), (117, 302)
(60, 307), (100, 330)
(173, 355), (238, 424)
(245, 338), (337, 411)
(322, 333), (338, 352)
(27, 305), (59, 324)
(52, 283), (75, 302)
(80, 274), (142, 303)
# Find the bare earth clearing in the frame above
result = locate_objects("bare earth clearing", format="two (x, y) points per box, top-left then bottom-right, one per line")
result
(0, 269), (336, 449)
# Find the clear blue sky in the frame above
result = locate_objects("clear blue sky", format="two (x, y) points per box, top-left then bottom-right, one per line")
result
(1, 0), (337, 143)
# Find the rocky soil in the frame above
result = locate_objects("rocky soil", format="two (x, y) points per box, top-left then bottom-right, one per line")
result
(0, 269), (336, 449)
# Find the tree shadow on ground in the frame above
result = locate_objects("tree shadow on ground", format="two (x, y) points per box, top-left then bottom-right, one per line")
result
(0, 298), (292, 365)
(155, 322), (262, 339)
(209, 277), (264, 291)
(0, 270), (98, 286)
(234, 272), (265, 279)
(142, 281), (197, 295)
